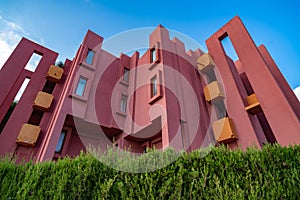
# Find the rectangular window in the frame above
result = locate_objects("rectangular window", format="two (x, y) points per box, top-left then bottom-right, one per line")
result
(25, 53), (42, 72)
(220, 35), (238, 61)
(123, 68), (129, 82)
(151, 76), (157, 97)
(75, 77), (87, 96)
(150, 48), (156, 63)
(180, 120), (189, 149)
(55, 130), (66, 153)
(206, 69), (217, 83)
(215, 100), (227, 119)
(85, 49), (95, 65)
(120, 94), (128, 113)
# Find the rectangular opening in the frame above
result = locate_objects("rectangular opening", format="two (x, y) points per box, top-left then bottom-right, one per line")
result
(220, 35), (238, 62)
(42, 80), (56, 94)
(27, 110), (44, 126)
(240, 73), (254, 95)
(0, 78), (30, 134)
(257, 113), (277, 144)
(0, 102), (17, 134)
(180, 120), (189, 149)
(85, 49), (95, 65)
(24, 53), (42, 72)
(120, 94), (128, 113)
(150, 48), (156, 63)
(75, 77), (87, 96)
(206, 68), (217, 83)
(150, 75), (158, 97)
(55, 130), (67, 153)
(215, 100), (227, 119)
(15, 78), (30, 102)
(123, 68), (130, 82)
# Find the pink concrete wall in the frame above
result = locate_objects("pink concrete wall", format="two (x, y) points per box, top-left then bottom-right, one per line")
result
(1, 17), (299, 162)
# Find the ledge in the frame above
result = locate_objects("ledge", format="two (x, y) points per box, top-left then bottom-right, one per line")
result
(119, 80), (129, 87)
(116, 111), (127, 117)
(80, 62), (95, 71)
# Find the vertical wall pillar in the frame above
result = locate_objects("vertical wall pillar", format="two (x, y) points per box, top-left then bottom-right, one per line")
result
(0, 38), (58, 157)
(207, 16), (300, 146)
(206, 17), (264, 148)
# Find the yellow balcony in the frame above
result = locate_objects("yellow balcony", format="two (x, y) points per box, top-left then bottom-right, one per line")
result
(203, 81), (224, 103)
(245, 94), (262, 115)
(16, 124), (41, 147)
(197, 53), (215, 74)
(212, 117), (238, 144)
(33, 91), (54, 111)
(46, 65), (64, 83)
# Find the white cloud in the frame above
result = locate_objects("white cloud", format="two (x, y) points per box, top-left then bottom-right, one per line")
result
(0, 16), (45, 71)
(0, 16), (27, 69)
(293, 86), (300, 102)
(0, 16), (44, 101)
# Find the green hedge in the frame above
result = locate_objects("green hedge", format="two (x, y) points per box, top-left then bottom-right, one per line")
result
(1, 144), (300, 199)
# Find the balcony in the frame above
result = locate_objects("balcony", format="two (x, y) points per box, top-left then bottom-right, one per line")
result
(197, 53), (215, 74)
(16, 124), (41, 147)
(46, 65), (64, 83)
(212, 117), (238, 144)
(245, 94), (262, 115)
(203, 81), (224, 103)
(33, 91), (54, 111)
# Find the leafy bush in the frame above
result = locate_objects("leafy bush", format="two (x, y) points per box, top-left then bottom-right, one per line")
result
(0, 144), (300, 199)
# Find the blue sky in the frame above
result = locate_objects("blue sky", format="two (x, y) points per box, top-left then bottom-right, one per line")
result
(0, 0), (299, 98)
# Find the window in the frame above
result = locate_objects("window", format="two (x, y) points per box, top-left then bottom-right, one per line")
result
(151, 76), (158, 97)
(206, 69), (217, 83)
(85, 49), (95, 65)
(150, 48), (156, 63)
(24, 53), (42, 72)
(215, 100), (227, 119)
(180, 120), (189, 149)
(120, 94), (128, 113)
(220, 35), (238, 61)
(123, 68), (129, 82)
(55, 130), (66, 153)
(75, 77), (87, 96)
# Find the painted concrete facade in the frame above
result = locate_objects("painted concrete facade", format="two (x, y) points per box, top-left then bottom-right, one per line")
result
(0, 16), (299, 162)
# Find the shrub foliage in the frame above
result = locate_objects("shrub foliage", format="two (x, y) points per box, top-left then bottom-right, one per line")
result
(0, 144), (300, 199)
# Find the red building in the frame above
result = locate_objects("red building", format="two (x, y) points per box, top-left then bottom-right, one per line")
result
(0, 16), (299, 162)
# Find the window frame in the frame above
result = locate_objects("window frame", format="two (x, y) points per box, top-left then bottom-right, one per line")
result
(149, 70), (163, 105)
(75, 76), (88, 97)
(123, 67), (130, 82)
(150, 75), (158, 98)
(55, 130), (67, 154)
(148, 42), (161, 70)
(120, 94), (128, 113)
(85, 49), (95, 65)
(150, 48), (156, 63)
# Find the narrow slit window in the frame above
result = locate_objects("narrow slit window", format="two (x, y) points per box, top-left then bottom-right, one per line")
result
(24, 53), (42, 72)
(75, 77), (87, 96)
(220, 35), (238, 61)
(120, 94), (128, 113)
(151, 76), (158, 97)
(123, 68), (129, 82)
(55, 130), (67, 153)
(0, 102), (17, 134)
(85, 49), (95, 65)
(15, 78), (30, 101)
(150, 48), (156, 63)
(180, 120), (189, 149)
(0, 78), (30, 134)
